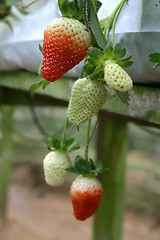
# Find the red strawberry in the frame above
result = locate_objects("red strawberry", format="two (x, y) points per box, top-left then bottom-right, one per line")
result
(42, 17), (91, 81)
(70, 175), (103, 221)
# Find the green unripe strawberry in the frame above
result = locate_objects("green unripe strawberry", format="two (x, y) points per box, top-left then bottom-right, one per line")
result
(104, 60), (133, 92)
(67, 77), (108, 125)
(43, 150), (71, 187)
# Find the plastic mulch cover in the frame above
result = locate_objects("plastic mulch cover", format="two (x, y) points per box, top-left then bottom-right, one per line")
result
(0, 0), (160, 83)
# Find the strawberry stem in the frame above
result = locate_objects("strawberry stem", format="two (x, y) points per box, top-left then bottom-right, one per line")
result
(84, 117), (99, 161)
(61, 117), (68, 149)
(111, 0), (128, 45)
(84, 119), (91, 161)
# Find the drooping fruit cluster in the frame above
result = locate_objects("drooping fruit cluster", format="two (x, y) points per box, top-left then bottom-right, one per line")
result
(43, 141), (105, 221)
(39, 0), (134, 224)
(42, 17), (91, 82)
(67, 77), (108, 125)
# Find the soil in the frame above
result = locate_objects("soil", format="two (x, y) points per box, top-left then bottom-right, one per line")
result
(0, 163), (160, 240)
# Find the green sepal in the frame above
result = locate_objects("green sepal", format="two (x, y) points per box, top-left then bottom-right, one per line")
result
(39, 44), (43, 53)
(66, 155), (108, 176)
(44, 134), (61, 151)
(62, 138), (80, 152)
(58, 0), (83, 21)
(88, 47), (104, 66)
(29, 80), (51, 96)
(114, 43), (126, 59)
(44, 134), (80, 153)
(104, 43), (115, 59)
(74, 155), (91, 174)
(83, 43), (132, 79)
(95, 161), (109, 174)
(116, 56), (133, 68)
(104, 43), (133, 68)
(83, 47), (104, 78)
(148, 52), (160, 68)
(83, 62), (95, 75)
(65, 166), (79, 174)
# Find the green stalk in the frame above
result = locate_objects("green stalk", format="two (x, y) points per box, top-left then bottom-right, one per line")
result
(100, 0), (128, 43)
(93, 113), (128, 240)
(60, 117), (68, 149)
(111, 0), (127, 44)
(0, 106), (13, 221)
(84, 119), (91, 160)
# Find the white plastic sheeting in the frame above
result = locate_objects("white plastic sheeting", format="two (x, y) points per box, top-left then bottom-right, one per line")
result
(0, 0), (160, 83)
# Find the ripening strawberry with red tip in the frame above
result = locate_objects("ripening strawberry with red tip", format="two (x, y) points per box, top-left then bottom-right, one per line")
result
(41, 17), (91, 82)
(70, 175), (103, 221)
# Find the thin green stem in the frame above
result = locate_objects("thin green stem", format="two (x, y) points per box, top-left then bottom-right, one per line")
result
(111, 0), (127, 45)
(84, 119), (92, 160)
(100, 0), (124, 41)
(88, 117), (98, 145)
(61, 117), (68, 149)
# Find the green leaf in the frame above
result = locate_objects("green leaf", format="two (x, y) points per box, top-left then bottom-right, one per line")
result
(148, 52), (160, 68)
(148, 52), (160, 63)
(88, 0), (107, 49)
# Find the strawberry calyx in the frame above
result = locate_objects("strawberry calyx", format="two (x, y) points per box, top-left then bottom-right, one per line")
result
(66, 155), (108, 177)
(103, 43), (133, 68)
(83, 43), (133, 80)
(58, 0), (84, 21)
(44, 134), (80, 153)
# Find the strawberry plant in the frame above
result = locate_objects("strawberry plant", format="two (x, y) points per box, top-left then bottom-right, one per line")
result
(31, 0), (134, 224)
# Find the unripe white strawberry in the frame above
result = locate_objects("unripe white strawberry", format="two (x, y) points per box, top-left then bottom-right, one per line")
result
(43, 150), (71, 187)
(67, 77), (108, 125)
(104, 60), (133, 92)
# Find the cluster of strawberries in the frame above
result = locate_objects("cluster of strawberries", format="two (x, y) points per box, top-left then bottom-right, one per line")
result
(40, 1), (133, 221)
(43, 150), (103, 221)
